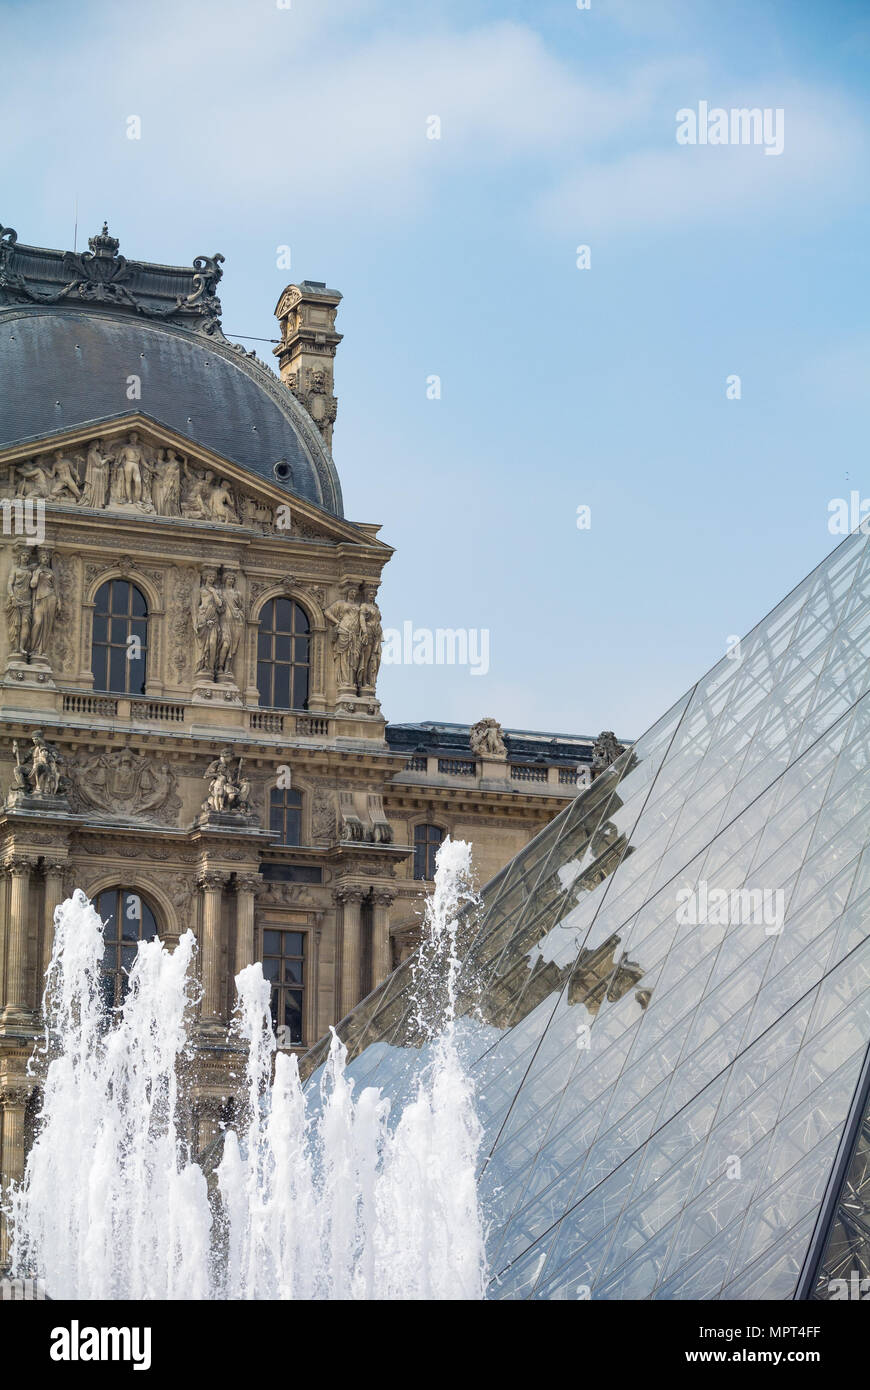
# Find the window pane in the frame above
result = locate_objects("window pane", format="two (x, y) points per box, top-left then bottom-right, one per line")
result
(292, 668), (309, 710)
(272, 666), (290, 709)
(283, 992), (304, 1043)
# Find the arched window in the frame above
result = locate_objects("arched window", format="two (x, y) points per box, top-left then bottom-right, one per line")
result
(257, 598), (310, 710)
(95, 887), (159, 1010)
(92, 580), (148, 695)
(270, 786), (303, 846)
(414, 824), (446, 881)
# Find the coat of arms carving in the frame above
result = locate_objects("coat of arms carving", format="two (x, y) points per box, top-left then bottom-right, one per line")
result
(68, 747), (181, 823)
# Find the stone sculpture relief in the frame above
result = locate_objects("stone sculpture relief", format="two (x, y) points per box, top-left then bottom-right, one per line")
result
(68, 747), (180, 822)
(193, 566), (245, 684)
(311, 787), (336, 845)
(325, 582), (383, 695)
(470, 717), (507, 758)
(1, 429), (277, 532)
(202, 749), (252, 817)
(8, 731), (67, 803)
(5, 545), (60, 660)
(592, 731), (626, 774)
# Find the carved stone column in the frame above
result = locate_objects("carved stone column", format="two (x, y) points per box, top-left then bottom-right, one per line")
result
(334, 885), (366, 1021)
(198, 871), (227, 1033)
(42, 864), (67, 987)
(372, 889), (396, 989)
(0, 1086), (29, 1264)
(2, 857), (36, 1024)
(234, 873), (263, 977)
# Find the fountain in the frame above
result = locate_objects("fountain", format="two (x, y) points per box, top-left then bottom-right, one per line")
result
(4, 839), (487, 1300)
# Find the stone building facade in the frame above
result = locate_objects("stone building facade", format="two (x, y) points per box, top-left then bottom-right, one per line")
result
(0, 220), (624, 1255)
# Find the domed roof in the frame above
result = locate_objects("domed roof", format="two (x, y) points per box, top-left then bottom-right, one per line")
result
(0, 224), (343, 515)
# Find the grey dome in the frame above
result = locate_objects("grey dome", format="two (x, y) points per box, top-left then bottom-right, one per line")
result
(0, 306), (343, 515)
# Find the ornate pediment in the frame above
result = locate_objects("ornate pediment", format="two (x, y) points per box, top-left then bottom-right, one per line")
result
(0, 418), (389, 550)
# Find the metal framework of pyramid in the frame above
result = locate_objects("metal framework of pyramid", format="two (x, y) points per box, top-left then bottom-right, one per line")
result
(305, 527), (870, 1300)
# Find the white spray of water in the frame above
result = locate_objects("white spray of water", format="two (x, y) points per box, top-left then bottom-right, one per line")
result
(6, 840), (486, 1300)
(7, 892), (211, 1300)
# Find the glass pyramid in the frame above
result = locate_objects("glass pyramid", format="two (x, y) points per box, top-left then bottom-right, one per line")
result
(304, 527), (870, 1300)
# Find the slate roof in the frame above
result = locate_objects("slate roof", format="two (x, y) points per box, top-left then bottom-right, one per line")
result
(0, 221), (343, 515)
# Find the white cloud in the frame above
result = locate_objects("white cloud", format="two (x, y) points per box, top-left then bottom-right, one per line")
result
(1, 2), (865, 241)
(535, 85), (866, 235)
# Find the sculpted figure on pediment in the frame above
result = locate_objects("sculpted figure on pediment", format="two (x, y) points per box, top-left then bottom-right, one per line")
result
(110, 431), (153, 509)
(81, 438), (112, 509)
(151, 448), (182, 516)
(3, 427), (272, 529)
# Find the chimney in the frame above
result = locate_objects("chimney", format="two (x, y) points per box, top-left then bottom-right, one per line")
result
(273, 280), (343, 451)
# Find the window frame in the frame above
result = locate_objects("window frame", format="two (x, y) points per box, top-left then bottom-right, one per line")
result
(91, 578), (149, 696)
(256, 597), (311, 711)
(413, 823), (446, 881)
(261, 926), (307, 1048)
(269, 785), (304, 846)
(94, 886), (160, 1010)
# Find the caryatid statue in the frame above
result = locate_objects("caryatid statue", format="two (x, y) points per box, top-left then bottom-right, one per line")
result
(193, 567), (224, 676)
(6, 545), (34, 654)
(325, 584), (364, 692)
(359, 587), (383, 689)
(29, 548), (60, 656)
(216, 571), (245, 678)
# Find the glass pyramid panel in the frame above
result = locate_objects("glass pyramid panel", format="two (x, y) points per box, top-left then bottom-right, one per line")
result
(304, 529), (870, 1299)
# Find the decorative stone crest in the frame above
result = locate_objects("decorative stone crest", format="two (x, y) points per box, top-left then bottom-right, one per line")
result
(67, 747), (181, 822)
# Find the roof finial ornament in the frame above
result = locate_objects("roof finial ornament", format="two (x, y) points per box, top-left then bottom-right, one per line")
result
(88, 222), (120, 258)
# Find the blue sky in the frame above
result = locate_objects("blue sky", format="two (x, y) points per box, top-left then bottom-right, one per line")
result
(3, 0), (869, 739)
